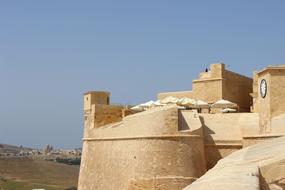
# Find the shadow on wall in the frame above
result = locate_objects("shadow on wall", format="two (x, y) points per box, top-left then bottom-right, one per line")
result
(178, 110), (202, 135)
(259, 174), (271, 190)
(199, 116), (223, 170)
(178, 111), (190, 131)
(177, 111), (230, 170)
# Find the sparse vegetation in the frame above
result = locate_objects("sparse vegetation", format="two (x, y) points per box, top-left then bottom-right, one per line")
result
(0, 180), (61, 190)
(55, 157), (81, 165)
(0, 157), (79, 190)
(64, 187), (77, 190)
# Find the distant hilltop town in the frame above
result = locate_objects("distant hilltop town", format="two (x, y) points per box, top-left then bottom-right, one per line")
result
(0, 143), (81, 165)
(78, 63), (285, 190)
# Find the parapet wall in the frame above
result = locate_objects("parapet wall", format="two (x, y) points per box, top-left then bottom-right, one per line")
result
(92, 104), (123, 128)
(84, 104), (123, 132)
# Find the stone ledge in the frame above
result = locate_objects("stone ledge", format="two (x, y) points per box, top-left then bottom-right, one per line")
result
(205, 143), (243, 148)
(83, 134), (203, 141)
(204, 139), (243, 148)
(243, 134), (284, 139)
(192, 78), (223, 83)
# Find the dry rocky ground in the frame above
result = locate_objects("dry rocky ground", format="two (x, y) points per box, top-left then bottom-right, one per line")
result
(0, 146), (80, 190)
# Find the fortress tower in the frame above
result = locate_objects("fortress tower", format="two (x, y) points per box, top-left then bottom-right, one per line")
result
(251, 65), (285, 133)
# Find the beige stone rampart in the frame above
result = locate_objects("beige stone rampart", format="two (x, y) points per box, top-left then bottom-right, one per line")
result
(85, 105), (179, 139)
(78, 105), (207, 190)
(79, 137), (206, 190)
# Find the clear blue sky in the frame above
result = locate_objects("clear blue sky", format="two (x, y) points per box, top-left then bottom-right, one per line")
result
(0, 1), (285, 149)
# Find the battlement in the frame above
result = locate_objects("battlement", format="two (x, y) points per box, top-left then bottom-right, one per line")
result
(196, 63), (225, 81)
(84, 91), (110, 111)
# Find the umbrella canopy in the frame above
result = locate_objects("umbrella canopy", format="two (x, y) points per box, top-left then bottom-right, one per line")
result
(160, 96), (179, 104)
(195, 100), (209, 108)
(131, 100), (155, 111)
(130, 105), (144, 111)
(221, 108), (237, 113)
(212, 99), (237, 108)
(153, 100), (166, 106)
(139, 100), (155, 107)
(177, 97), (197, 106)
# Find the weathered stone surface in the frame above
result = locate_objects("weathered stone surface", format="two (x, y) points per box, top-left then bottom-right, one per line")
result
(127, 176), (196, 190)
(78, 105), (206, 190)
(183, 137), (285, 190)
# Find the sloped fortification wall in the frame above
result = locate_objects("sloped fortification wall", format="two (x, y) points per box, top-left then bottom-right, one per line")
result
(78, 105), (206, 190)
(183, 136), (285, 190)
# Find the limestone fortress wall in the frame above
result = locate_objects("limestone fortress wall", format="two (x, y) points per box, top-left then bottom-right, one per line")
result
(78, 63), (285, 190)
(79, 105), (207, 189)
